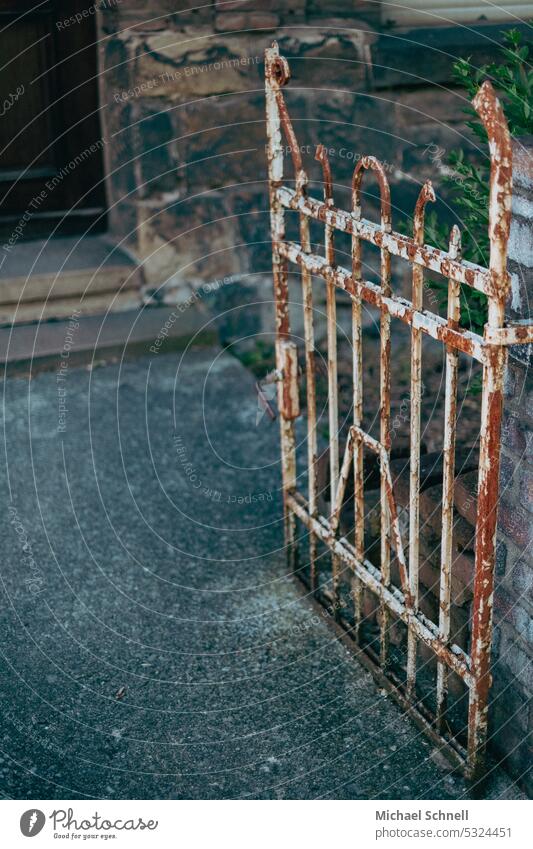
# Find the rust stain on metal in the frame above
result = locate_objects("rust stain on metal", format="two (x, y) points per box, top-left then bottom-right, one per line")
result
(436, 224), (462, 729)
(265, 43), (529, 780)
(352, 154), (393, 663)
(278, 186), (491, 293)
(316, 142), (340, 602)
(280, 341), (300, 420)
(407, 180), (436, 696)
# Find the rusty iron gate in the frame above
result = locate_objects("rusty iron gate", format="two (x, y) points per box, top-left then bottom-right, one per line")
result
(265, 42), (533, 780)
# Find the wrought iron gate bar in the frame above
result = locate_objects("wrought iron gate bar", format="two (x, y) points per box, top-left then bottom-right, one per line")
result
(264, 40), (532, 781)
(286, 490), (472, 683)
(278, 241), (487, 360)
(277, 186), (492, 293)
(436, 224), (463, 728)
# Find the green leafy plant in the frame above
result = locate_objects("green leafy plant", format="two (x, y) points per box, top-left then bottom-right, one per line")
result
(425, 28), (533, 332)
(236, 339), (276, 377)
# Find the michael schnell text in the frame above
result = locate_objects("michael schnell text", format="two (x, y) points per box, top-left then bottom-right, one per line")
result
(376, 810), (469, 821)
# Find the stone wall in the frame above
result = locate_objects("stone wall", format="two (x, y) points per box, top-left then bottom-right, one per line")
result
(95, 2), (522, 306)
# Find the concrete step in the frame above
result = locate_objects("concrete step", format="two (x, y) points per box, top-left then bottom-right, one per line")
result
(0, 304), (216, 376)
(0, 235), (143, 324)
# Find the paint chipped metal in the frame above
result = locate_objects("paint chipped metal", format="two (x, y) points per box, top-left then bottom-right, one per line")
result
(265, 41), (530, 781)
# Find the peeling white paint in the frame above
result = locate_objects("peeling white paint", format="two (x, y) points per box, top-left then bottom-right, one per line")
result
(508, 218), (533, 268)
(509, 271), (523, 312)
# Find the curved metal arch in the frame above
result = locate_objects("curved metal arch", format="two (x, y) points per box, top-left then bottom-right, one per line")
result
(472, 80), (512, 306)
(315, 143), (334, 205)
(265, 41), (307, 196)
(413, 180), (436, 244)
(352, 155), (392, 232)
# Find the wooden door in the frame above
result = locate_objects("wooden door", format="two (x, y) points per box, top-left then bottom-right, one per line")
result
(0, 0), (106, 238)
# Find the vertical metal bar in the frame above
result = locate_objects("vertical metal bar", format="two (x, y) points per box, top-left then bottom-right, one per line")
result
(331, 428), (356, 534)
(299, 191), (319, 591)
(280, 341), (300, 420)
(265, 44), (297, 568)
(436, 224), (462, 729)
(379, 258), (392, 667)
(467, 81), (512, 779)
(352, 157), (393, 667)
(316, 144), (340, 607)
(407, 181), (435, 697)
(351, 177), (365, 644)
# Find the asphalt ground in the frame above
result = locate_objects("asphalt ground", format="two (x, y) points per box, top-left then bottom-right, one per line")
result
(0, 347), (523, 799)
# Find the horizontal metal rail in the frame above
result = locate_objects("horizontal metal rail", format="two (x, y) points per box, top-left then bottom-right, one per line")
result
(278, 185), (492, 295)
(278, 240), (487, 361)
(286, 490), (472, 684)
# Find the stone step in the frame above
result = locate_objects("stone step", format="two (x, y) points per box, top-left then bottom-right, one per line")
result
(0, 235), (143, 325)
(0, 304), (215, 376)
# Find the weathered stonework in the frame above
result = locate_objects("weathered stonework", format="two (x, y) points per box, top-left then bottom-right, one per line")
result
(97, 3), (524, 299)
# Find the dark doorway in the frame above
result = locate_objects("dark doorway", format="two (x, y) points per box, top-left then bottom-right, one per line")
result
(0, 0), (106, 239)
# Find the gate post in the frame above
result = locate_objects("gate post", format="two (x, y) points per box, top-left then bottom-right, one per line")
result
(492, 137), (533, 793)
(467, 84), (512, 780)
(265, 44), (297, 567)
